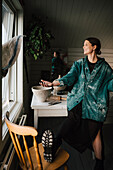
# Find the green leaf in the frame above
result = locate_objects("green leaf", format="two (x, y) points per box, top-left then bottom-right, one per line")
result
(31, 50), (34, 54)
(34, 54), (37, 60)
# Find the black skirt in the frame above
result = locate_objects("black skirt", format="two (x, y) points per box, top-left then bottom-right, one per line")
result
(59, 101), (103, 153)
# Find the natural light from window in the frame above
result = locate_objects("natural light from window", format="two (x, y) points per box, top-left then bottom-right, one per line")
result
(1, 0), (23, 140)
(2, 2), (16, 120)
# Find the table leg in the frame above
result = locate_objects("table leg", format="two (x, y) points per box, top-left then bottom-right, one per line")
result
(34, 109), (38, 129)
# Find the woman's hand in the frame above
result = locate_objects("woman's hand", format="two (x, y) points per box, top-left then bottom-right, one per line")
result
(39, 79), (60, 87)
(52, 80), (60, 86)
(39, 79), (53, 87)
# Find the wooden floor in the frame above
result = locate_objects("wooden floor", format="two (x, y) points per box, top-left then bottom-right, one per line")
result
(36, 117), (113, 170)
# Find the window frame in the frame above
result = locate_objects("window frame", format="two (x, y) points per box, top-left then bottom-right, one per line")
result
(2, 1), (15, 109)
(0, 0), (23, 155)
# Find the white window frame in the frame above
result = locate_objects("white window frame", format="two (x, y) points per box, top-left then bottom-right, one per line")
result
(0, 0), (23, 154)
(2, 1), (15, 108)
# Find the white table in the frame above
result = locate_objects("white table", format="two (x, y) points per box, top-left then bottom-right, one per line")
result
(31, 94), (68, 128)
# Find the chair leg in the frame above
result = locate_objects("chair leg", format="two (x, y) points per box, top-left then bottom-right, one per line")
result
(64, 164), (68, 170)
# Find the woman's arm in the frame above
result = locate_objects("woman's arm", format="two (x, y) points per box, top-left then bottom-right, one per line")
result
(40, 61), (80, 87)
(57, 61), (80, 86)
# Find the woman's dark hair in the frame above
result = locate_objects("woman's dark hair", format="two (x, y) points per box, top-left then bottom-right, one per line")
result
(85, 37), (101, 55)
(56, 51), (60, 57)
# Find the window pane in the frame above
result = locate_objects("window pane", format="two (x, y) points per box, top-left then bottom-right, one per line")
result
(2, 2), (15, 112)
(1, 0), (23, 144)
(2, 2), (14, 43)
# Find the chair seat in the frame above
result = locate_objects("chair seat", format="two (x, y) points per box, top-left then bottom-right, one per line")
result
(23, 143), (69, 170)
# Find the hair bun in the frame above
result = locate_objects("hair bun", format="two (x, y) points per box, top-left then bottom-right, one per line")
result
(98, 50), (101, 55)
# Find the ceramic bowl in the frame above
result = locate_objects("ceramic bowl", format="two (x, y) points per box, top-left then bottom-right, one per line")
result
(31, 86), (52, 102)
(53, 85), (66, 95)
(53, 85), (66, 91)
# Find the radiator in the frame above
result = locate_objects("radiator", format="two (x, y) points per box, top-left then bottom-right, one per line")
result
(1, 114), (27, 170)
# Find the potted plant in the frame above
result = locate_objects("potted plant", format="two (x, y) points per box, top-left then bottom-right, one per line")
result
(25, 16), (54, 60)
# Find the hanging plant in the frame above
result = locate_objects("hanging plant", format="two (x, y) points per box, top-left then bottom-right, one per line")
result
(25, 16), (54, 60)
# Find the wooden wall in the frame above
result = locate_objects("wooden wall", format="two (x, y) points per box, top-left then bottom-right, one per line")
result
(23, 53), (52, 117)
(68, 48), (113, 67)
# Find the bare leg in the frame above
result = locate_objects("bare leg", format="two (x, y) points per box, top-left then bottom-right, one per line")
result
(92, 130), (104, 170)
(92, 130), (102, 159)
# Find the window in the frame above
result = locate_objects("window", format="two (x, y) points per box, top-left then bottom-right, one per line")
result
(0, 0), (23, 151)
(2, 1), (16, 118)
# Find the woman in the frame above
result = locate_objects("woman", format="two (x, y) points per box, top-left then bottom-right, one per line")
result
(40, 37), (113, 170)
(51, 51), (64, 81)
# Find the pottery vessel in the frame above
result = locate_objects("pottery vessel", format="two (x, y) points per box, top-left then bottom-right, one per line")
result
(32, 86), (52, 102)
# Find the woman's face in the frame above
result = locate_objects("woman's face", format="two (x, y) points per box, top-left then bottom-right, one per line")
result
(83, 40), (95, 55)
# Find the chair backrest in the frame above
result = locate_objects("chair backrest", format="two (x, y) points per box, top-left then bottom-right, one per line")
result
(5, 112), (41, 170)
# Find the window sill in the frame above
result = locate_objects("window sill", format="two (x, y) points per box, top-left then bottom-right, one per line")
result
(2, 102), (23, 140)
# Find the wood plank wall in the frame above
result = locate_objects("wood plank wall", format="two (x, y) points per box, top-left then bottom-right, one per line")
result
(23, 53), (52, 115)
(68, 48), (113, 68)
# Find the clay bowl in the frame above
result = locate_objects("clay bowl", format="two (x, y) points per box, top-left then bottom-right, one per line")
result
(32, 86), (52, 102)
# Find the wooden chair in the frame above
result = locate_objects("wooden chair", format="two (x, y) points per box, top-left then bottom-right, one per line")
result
(5, 112), (69, 170)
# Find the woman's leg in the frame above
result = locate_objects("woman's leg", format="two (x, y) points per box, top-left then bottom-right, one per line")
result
(92, 130), (104, 170)
(92, 130), (102, 159)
